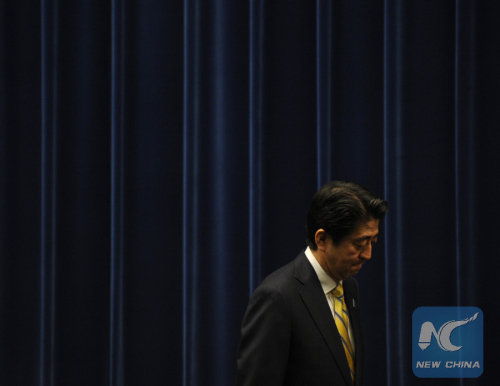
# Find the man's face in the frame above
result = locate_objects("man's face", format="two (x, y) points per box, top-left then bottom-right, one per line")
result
(319, 218), (380, 282)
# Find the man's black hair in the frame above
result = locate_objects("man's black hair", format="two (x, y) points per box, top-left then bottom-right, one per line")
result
(306, 181), (388, 249)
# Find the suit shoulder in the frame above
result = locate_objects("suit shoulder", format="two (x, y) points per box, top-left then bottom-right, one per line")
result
(257, 252), (307, 296)
(250, 251), (310, 297)
(258, 259), (295, 291)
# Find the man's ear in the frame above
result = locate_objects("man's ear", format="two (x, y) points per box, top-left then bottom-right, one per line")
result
(314, 229), (329, 251)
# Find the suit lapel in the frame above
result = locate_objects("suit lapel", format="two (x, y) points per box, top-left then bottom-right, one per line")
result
(295, 253), (353, 386)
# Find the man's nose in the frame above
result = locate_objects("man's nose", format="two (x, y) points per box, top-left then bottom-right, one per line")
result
(360, 243), (372, 260)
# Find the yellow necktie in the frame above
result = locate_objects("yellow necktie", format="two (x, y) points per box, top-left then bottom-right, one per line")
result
(332, 283), (355, 383)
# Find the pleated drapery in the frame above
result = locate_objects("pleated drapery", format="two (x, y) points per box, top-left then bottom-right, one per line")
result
(1, 1), (500, 385)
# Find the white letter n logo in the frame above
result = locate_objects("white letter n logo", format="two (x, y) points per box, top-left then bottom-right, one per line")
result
(418, 313), (479, 352)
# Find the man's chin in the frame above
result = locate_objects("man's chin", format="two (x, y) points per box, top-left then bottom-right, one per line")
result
(351, 263), (363, 274)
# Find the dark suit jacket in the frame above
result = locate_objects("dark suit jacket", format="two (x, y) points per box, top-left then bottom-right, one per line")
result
(236, 250), (363, 386)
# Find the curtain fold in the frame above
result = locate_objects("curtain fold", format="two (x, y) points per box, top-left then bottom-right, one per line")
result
(40, 0), (58, 384)
(1, 1), (499, 385)
(248, 0), (264, 294)
(182, 0), (201, 382)
(109, 0), (126, 383)
(316, 0), (333, 187)
(383, 0), (405, 384)
(183, 1), (250, 384)
(455, 0), (476, 307)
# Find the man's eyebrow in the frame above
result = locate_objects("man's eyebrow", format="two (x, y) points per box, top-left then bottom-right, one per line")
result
(353, 234), (379, 242)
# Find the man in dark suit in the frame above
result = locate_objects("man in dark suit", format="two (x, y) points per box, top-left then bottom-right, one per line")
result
(236, 181), (388, 385)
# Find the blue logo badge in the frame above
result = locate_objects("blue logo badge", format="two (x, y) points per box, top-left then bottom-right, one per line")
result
(412, 307), (483, 378)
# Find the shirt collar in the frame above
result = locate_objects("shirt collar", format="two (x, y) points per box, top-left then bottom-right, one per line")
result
(305, 246), (340, 294)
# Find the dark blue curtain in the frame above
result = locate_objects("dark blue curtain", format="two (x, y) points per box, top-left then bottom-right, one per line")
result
(1, 1), (499, 385)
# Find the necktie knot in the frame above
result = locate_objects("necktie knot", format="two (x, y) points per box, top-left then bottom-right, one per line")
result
(332, 283), (344, 298)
